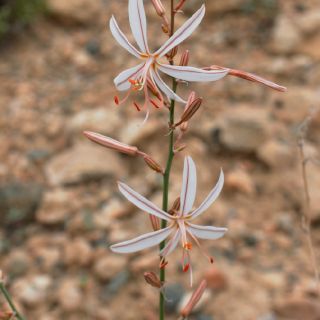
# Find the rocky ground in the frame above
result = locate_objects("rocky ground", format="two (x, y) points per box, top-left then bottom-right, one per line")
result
(0, 0), (320, 319)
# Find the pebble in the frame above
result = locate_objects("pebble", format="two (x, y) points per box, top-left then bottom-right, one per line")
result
(63, 238), (93, 267)
(45, 143), (124, 186)
(0, 182), (43, 224)
(57, 279), (83, 312)
(36, 188), (73, 225)
(93, 255), (127, 281)
(164, 283), (185, 314)
(204, 266), (228, 290)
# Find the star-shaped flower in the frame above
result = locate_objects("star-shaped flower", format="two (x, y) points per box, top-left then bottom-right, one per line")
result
(110, 0), (228, 113)
(111, 156), (227, 285)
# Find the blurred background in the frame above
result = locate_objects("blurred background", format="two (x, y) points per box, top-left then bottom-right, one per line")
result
(0, 0), (320, 319)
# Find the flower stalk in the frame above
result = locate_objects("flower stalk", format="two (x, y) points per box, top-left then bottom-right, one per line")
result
(0, 272), (26, 320)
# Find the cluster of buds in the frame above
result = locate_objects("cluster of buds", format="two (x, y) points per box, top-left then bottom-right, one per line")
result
(172, 91), (202, 152)
(151, 0), (170, 34)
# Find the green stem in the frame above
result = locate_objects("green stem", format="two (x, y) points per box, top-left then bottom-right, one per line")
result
(0, 282), (26, 320)
(159, 2), (176, 320)
(159, 80), (177, 320)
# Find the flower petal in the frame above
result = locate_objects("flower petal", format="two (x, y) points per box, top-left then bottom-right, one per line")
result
(151, 69), (186, 103)
(187, 223), (227, 240)
(155, 5), (205, 57)
(110, 226), (173, 253)
(114, 63), (145, 91)
(160, 228), (181, 257)
(190, 169), (224, 219)
(158, 64), (229, 82)
(118, 182), (173, 221)
(129, 0), (149, 53)
(180, 156), (197, 216)
(110, 15), (141, 58)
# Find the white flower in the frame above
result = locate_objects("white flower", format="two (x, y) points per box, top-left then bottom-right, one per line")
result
(110, 0), (228, 113)
(110, 156), (227, 285)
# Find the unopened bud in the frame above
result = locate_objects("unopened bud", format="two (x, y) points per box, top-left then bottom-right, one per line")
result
(210, 65), (287, 92)
(169, 197), (180, 215)
(174, 96), (202, 127)
(161, 23), (169, 34)
(143, 155), (164, 175)
(151, 0), (165, 17)
(166, 46), (179, 61)
(180, 280), (207, 318)
(144, 272), (163, 288)
(0, 311), (15, 320)
(83, 131), (139, 156)
(180, 121), (188, 132)
(175, 0), (187, 12)
(149, 215), (160, 231)
(179, 50), (190, 66)
(174, 143), (187, 153)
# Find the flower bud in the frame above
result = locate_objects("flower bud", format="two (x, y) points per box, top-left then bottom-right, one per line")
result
(83, 131), (139, 156)
(174, 95), (202, 127)
(180, 280), (207, 318)
(169, 197), (180, 215)
(179, 50), (190, 67)
(144, 272), (163, 289)
(151, 0), (165, 17)
(166, 46), (179, 61)
(149, 215), (160, 231)
(143, 155), (164, 175)
(210, 65), (287, 92)
(175, 0), (187, 11)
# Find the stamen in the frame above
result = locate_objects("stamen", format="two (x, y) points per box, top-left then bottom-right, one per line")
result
(183, 242), (192, 250)
(133, 102), (142, 111)
(114, 96), (119, 105)
(183, 263), (190, 273)
(188, 230), (214, 264)
(150, 99), (160, 109)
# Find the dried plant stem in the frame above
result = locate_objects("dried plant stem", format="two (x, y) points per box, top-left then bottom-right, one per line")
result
(0, 282), (26, 320)
(159, 1), (177, 319)
(298, 139), (320, 290)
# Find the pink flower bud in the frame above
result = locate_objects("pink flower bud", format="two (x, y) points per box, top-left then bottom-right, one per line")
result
(210, 65), (287, 92)
(169, 197), (180, 215)
(144, 272), (163, 289)
(149, 215), (160, 231)
(83, 131), (139, 156)
(174, 93), (202, 127)
(175, 0), (187, 12)
(151, 0), (166, 17)
(143, 155), (164, 175)
(180, 280), (207, 318)
(179, 50), (190, 67)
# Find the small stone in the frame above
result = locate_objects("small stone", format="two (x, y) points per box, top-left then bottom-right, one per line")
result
(130, 253), (159, 273)
(14, 275), (52, 307)
(274, 298), (320, 320)
(4, 250), (32, 277)
(102, 271), (130, 298)
(119, 119), (165, 146)
(296, 11), (320, 35)
(36, 189), (73, 225)
(57, 278), (83, 312)
(213, 107), (270, 153)
(204, 266), (228, 290)
(45, 143), (124, 186)
(93, 255), (127, 281)
(164, 283), (185, 313)
(225, 169), (255, 195)
(257, 140), (295, 169)
(47, 0), (102, 24)
(0, 182), (43, 224)
(271, 15), (301, 54)
(94, 199), (131, 230)
(63, 238), (92, 267)
(68, 107), (121, 138)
